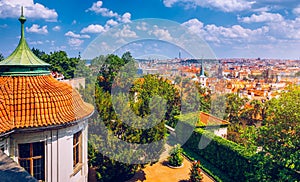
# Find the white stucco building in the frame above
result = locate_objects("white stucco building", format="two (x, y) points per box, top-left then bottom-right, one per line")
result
(0, 9), (94, 182)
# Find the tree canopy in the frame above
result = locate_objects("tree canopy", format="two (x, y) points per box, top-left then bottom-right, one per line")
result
(32, 48), (80, 79)
(0, 53), (4, 61)
(258, 85), (300, 171)
(88, 52), (181, 181)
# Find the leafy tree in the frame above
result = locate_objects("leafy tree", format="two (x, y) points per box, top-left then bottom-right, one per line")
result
(168, 144), (183, 167)
(0, 53), (4, 61)
(88, 52), (180, 181)
(32, 49), (80, 79)
(189, 160), (203, 182)
(240, 100), (264, 126)
(196, 84), (211, 113)
(257, 85), (300, 171)
(31, 47), (45, 59)
(224, 93), (248, 124)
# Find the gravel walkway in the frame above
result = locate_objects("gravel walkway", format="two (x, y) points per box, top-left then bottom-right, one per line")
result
(126, 144), (215, 182)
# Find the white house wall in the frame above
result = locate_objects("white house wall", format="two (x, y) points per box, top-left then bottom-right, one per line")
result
(8, 119), (88, 182)
(213, 127), (228, 138)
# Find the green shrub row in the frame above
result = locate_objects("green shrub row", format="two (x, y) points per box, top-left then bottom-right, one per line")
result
(179, 126), (300, 181)
(181, 128), (253, 181)
(182, 147), (230, 182)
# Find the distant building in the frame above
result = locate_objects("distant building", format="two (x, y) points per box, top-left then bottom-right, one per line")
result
(0, 8), (94, 182)
(198, 112), (230, 138)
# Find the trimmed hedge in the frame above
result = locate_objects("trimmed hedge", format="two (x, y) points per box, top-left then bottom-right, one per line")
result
(178, 126), (300, 181)
(182, 148), (230, 182)
(181, 128), (253, 181)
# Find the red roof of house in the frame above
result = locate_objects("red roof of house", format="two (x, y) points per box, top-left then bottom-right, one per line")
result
(0, 75), (94, 134)
(198, 112), (230, 126)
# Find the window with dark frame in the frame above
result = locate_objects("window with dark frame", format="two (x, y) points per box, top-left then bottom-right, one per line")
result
(18, 142), (45, 181)
(73, 131), (82, 168)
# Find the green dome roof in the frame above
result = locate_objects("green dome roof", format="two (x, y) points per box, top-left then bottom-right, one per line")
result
(0, 7), (50, 76)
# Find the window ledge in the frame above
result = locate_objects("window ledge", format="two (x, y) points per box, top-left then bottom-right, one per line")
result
(71, 163), (83, 177)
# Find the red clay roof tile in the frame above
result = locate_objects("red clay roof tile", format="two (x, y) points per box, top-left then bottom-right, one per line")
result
(0, 75), (94, 134)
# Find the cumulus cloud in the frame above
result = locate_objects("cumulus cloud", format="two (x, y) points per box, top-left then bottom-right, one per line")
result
(0, 0), (58, 21)
(182, 18), (205, 35)
(81, 24), (105, 34)
(86, 1), (131, 24)
(120, 12), (131, 23)
(136, 22), (147, 31)
(52, 26), (60, 31)
(205, 24), (269, 40)
(182, 18), (269, 44)
(239, 12), (284, 23)
(26, 24), (48, 34)
(267, 18), (300, 39)
(65, 31), (90, 38)
(293, 5), (300, 15)
(87, 1), (118, 17)
(114, 25), (138, 38)
(162, 0), (254, 12)
(68, 38), (84, 47)
(105, 19), (118, 29)
(149, 25), (173, 41)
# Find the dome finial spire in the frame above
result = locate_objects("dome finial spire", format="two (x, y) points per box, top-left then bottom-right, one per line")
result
(19, 6), (26, 38)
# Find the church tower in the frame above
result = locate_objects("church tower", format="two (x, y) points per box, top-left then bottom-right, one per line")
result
(199, 59), (207, 87)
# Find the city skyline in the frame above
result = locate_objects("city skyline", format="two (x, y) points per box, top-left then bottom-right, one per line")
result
(1, 0), (300, 59)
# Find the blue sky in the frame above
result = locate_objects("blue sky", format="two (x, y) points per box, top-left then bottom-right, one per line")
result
(1, 0), (300, 59)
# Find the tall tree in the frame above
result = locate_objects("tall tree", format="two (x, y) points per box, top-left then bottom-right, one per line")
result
(0, 53), (4, 61)
(258, 86), (300, 171)
(31, 47), (45, 59)
(89, 52), (179, 181)
(225, 93), (248, 124)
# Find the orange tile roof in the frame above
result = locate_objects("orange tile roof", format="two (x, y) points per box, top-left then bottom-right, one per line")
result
(198, 112), (230, 126)
(0, 75), (94, 134)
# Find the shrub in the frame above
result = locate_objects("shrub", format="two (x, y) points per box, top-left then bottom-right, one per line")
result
(189, 160), (203, 182)
(168, 144), (184, 167)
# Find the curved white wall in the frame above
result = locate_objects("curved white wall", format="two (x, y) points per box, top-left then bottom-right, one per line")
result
(8, 119), (89, 182)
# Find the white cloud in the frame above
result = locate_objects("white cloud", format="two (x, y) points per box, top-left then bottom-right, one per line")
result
(68, 38), (84, 47)
(267, 18), (300, 39)
(293, 5), (300, 15)
(0, 0), (58, 21)
(162, 0), (255, 12)
(239, 12), (284, 23)
(81, 24), (105, 34)
(65, 31), (90, 38)
(182, 18), (205, 35)
(52, 26), (60, 31)
(120, 12), (131, 23)
(205, 24), (269, 40)
(114, 25), (138, 38)
(86, 1), (131, 24)
(182, 18), (269, 44)
(72, 20), (77, 25)
(105, 19), (118, 28)
(26, 24), (48, 34)
(149, 25), (173, 41)
(136, 22), (147, 31)
(29, 40), (43, 45)
(87, 1), (118, 17)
